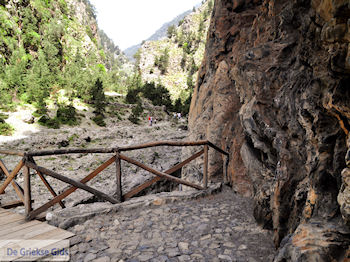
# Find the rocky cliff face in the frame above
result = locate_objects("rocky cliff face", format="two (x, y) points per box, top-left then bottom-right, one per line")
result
(185, 0), (350, 260)
(137, 0), (213, 101)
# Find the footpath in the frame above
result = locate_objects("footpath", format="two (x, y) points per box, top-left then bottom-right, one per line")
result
(68, 186), (275, 262)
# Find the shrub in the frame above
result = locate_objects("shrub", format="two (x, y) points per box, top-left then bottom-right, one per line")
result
(38, 115), (60, 129)
(128, 102), (143, 124)
(56, 104), (78, 126)
(125, 88), (141, 104)
(0, 122), (13, 136)
(90, 78), (107, 126)
(90, 78), (106, 115)
(181, 94), (192, 116)
(0, 115), (13, 135)
(173, 98), (183, 113)
(141, 82), (172, 111)
(167, 25), (176, 38)
(187, 72), (194, 89)
(154, 48), (169, 74)
(92, 114), (106, 127)
(180, 50), (187, 70)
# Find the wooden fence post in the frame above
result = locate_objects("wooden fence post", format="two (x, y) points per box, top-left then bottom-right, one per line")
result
(203, 144), (208, 189)
(115, 150), (123, 202)
(24, 163), (32, 217)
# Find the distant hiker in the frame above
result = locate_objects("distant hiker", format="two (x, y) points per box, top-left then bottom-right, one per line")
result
(177, 112), (181, 119)
(149, 116), (153, 126)
(173, 113), (177, 119)
(154, 117), (157, 125)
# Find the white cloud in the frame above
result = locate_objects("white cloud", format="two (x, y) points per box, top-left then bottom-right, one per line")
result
(90, 0), (201, 50)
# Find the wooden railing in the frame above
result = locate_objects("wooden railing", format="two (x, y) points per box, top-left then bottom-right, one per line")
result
(0, 140), (229, 220)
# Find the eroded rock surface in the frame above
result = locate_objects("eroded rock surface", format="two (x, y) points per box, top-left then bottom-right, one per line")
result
(184, 0), (350, 260)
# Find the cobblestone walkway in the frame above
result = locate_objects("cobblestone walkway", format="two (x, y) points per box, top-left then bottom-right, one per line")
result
(69, 187), (275, 262)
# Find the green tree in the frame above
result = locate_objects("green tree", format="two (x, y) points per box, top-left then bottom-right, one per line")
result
(141, 82), (172, 111)
(167, 25), (176, 38)
(154, 48), (169, 74)
(128, 101), (143, 124)
(90, 77), (106, 116)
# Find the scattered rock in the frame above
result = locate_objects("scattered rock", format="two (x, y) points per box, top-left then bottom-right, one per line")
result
(83, 253), (96, 262)
(94, 256), (110, 262)
(58, 139), (69, 147)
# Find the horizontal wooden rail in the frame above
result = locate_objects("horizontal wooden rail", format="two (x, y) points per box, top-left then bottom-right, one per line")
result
(0, 150), (25, 156)
(119, 153), (203, 190)
(119, 140), (208, 152)
(27, 148), (115, 157)
(12, 140), (229, 156)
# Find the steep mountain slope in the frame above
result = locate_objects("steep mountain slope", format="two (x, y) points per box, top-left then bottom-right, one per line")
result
(98, 29), (127, 70)
(185, 0), (350, 260)
(123, 9), (192, 60)
(136, 0), (214, 104)
(0, 0), (126, 113)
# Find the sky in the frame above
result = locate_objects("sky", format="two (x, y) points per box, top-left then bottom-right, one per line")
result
(90, 0), (202, 51)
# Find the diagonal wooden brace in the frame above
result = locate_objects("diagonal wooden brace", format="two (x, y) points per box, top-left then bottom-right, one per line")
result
(119, 153), (203, 190)
(26, 155), (116, 220)
(28, 157), (65, 209)
(0, 160), (24, 194)
(0, 159), (24, 201)
(123, 149), (205, 200)
(25, 160), (119, 203)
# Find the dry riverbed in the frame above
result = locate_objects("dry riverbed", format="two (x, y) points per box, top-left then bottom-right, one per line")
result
(0, 104), (191, 215)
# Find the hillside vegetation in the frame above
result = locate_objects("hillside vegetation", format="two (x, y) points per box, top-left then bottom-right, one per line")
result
(134, 0), (214, 110)
(0, 0), (127, 125)
(123, 9), (192, 60)
(0, 0), (213, 135)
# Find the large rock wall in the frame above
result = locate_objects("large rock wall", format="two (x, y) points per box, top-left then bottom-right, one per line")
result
(185, 0), (350, 260)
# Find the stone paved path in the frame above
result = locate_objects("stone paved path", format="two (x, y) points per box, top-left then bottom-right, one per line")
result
(69, 187), (275, 262)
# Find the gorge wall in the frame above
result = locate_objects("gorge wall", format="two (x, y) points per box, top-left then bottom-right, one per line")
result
(185, 0), (350, 260)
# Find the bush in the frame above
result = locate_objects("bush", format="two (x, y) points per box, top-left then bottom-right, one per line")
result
(0, 122), (13, 136)
(125, 88), (141, 104)
(154, 48), (169, 74)
(173, 98), (183, 113)
(167, 25), (176, 38)
(90, 78), (106, 115)
(141, 82), (172, 111)
(56, 104), (78, 126)
(92, 114), (106, 127)
(38, 115), (60, 129)
(187, 72), (194, 89)
(89, 78), (107, 127)
(0, 114), (13, 135)
(128, 102), (143, 124)
(181, 94), (192, 116)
